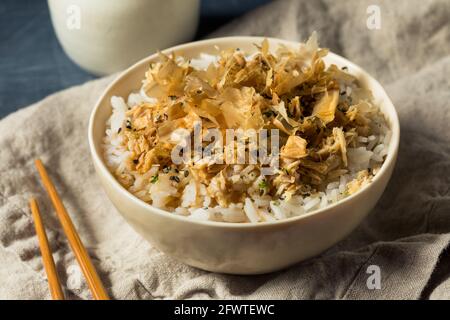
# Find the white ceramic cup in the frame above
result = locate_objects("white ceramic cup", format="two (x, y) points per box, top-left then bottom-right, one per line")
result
(88, 37), (400, 275)
(48, 0), (200, 75)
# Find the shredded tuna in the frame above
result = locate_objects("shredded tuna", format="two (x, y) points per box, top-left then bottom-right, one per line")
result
(103, 34), (391, 222)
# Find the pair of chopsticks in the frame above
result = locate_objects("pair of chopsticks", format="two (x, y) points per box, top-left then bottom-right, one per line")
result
(30, 159), (109, 300)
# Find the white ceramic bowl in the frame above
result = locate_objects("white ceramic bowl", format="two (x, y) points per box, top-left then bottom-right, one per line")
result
(88, 37), (400, 275)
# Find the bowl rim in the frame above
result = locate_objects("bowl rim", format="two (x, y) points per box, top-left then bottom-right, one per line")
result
(88, 36), (400, 229)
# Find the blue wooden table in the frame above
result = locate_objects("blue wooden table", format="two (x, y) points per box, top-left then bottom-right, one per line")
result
(0, 0), (270, 119)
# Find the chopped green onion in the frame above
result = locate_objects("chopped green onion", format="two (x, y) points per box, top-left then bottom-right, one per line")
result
(258, 179), (268, 190)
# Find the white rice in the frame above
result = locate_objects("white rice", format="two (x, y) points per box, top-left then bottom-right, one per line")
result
(103, 53), (391, 223)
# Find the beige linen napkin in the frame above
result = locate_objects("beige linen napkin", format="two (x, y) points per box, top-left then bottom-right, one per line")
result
(1, 0), (450, 299)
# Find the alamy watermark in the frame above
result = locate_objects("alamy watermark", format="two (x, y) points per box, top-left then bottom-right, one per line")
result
(66, 4), (81, 30)
(170, 121), (280, 175)
(366, 5), (381, 30)
(366, 264), (381, 290)
(66, 264), (83, 292)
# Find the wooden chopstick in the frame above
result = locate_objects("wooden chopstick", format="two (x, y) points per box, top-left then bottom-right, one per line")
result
(35, 159), (109, 300)
(29, 198), (65, 300)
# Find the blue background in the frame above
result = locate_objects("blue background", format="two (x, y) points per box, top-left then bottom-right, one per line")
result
(0, 0), (271, 119)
